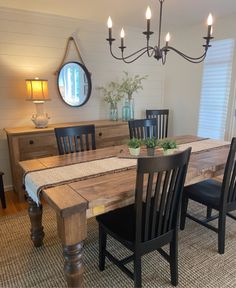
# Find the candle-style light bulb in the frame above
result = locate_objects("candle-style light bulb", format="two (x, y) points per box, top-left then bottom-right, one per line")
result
(146, 6), (151, 20)
(107, 16), (112, 28)
(206, 13), (213, 38)
(120, 28), (125, 38)
(165, 32), (170, 43)
(107, 17), (113, 41)
(145, 6), (151, 38)
(207, 13), (213, 26)
(120, 28), (125, 48)
(210, 27), (213, 36)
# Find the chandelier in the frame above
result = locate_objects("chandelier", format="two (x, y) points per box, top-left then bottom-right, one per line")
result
(106, 0), (213, 64)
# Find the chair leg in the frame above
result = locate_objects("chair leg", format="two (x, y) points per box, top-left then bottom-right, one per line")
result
(180, 195), (189, 230)
(206, 207), (212, 219)
(0, 175), (6, 209)
(170, 232), (178, 286)
(134, 253), (142, 288)
(218, 212), (226, 254)
(98, 224), (107, 271)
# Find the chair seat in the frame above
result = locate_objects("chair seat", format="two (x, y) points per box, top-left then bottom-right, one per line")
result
(97, 201), (161, 245)
(184, 179), (221, 208)
(97, 204), (135, 244)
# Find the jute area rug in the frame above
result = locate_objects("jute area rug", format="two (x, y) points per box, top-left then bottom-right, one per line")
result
(1, 202), (236, 288)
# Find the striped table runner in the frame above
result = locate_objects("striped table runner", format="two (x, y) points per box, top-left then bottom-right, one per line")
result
(25, 157), (137, 205)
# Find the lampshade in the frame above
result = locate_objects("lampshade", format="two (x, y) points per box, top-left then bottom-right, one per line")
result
(26, 79), (50, 101)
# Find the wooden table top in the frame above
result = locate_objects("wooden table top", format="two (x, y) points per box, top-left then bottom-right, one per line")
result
(19, 135), (229, 219)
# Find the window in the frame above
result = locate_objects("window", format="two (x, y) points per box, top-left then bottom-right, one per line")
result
(197, 39), (235, 140)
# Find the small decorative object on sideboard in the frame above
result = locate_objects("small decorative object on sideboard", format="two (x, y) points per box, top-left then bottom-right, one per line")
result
(128, 138), (142, 156)
(120, 72), (147, 121)
(160, 139), (178, 155)
(26, 78), (50, 128)
(97, 81), (123, 121)
(144, 137), (159, 156)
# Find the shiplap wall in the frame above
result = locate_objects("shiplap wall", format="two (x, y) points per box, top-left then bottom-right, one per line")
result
(0, 7), (164, 189)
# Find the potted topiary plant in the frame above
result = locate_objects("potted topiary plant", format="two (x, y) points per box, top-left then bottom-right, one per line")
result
(160, 139), (178, 155)
(128, 138), (142, 156)
(144, 137), (159, 156)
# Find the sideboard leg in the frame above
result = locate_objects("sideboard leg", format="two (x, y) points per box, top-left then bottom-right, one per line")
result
(27, 197), (45, 247)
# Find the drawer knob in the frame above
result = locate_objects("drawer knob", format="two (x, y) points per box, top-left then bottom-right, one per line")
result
(29, 140), (34, 145)
(99, 132), (102, 137)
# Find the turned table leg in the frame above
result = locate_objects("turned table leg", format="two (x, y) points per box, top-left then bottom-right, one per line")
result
(28, 197), (45, 247)
(58, 210), (87, 287)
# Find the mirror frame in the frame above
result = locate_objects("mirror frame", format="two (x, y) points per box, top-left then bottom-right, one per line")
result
(57, 61), (92, 107)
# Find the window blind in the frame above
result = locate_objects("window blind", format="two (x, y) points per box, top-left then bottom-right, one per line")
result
(197, 39), (235, 140)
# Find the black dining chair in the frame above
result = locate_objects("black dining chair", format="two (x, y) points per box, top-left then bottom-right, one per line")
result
(0, 171), (6, 209)
(128, 118), (157, 140)
(54, 125), (96, 155)
(96, 148), (191, 287)
(180, 137), (236, 254)
(146, 109), (169, 139)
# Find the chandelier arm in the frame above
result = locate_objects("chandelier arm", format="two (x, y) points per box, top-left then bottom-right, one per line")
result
(121, 47), (151, 59)
(147, 45), (156, 58)
(147, 40), (153, 57)
(166, 46), (207, 61)
(121, 48), (154, 64)
(182, 54), (207, 64)
(161, 51), (167, 65)
(170, 49), (207, 64)
(174, 52), (207, 64)
(109, 45), (149, 60)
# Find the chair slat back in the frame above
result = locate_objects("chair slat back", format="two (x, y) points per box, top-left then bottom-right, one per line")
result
(221, 138), (236, 205)
(146, 109), (169, 139)
(128, 119), (157, 140)
(54, 125), (96, 155)
(134, 148), (191, 243)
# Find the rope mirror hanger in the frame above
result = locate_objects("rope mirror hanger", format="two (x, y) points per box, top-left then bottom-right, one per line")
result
(56, 36), (92, 107)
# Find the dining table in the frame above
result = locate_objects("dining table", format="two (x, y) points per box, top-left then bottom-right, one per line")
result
(19, 135), (230, 287)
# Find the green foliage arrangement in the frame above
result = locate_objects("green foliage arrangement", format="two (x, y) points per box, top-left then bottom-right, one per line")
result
(119, 71), (147, 100)
(160, 139), (177, 151)
(144, 137), (159, 148)
(97, 81), (123, 108)
(128, 138), (142, 149)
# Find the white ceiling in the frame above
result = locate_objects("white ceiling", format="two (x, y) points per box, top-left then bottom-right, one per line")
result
(1, 0), (236, 29)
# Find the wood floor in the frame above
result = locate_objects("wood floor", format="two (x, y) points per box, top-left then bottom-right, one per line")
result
(0, 191), (28, 216)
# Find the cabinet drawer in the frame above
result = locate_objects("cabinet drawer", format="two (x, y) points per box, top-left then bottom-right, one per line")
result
(19, 133), (58, 160)
(96, 123), (129, 147)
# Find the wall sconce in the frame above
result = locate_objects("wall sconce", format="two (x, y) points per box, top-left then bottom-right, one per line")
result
(25, 78), (50, 128)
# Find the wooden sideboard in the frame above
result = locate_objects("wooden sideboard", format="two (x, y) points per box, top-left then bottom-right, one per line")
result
(5, 120), (129, 201)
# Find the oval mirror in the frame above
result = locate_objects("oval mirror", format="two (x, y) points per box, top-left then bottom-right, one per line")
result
(57, 61), (92, 107)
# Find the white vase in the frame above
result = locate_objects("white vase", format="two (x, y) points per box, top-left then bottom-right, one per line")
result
(128, 147), (140, 156)
(163, 149), (177, 155)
